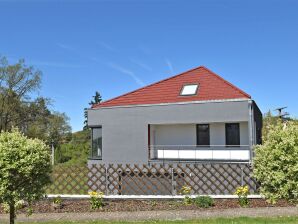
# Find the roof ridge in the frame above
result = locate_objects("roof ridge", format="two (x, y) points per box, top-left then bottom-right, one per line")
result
(92, 65), (206, 109)
(200, 66), (251, 99)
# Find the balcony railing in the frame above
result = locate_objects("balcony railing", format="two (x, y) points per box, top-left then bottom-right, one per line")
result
(149, 145), (251, 161)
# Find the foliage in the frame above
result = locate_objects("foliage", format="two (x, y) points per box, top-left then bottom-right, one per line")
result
(180, 185), (192, 205)
(262, 111), (281, 142)
(89, 91), (102, 106)
(52, 196), (63, 209)
(235, 186), (249, 207)
(52, 196), (62, 205)
(1, 200), (26, 213)
(194, 196), (214, 208)
(0, 56), (71, 148)
(55, 129), (90, 166)
(149, 200), (157, 207)
(0, 129), (51, 224)
(88, 191), (104, 209)
(0, 56), (41, 132)
(253, 121), (298, 203)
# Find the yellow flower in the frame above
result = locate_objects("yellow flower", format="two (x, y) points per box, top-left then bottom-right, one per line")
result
(234, 186), (249, 196)
(88, 191), (98, 197)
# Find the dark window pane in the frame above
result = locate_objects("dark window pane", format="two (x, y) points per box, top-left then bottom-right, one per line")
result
(225, 123), (240, 146)
(91, 127), (102, 159)
(197, 124), (210, 146)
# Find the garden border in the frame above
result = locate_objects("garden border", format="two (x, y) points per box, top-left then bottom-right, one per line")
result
(47, 194), (263, 199)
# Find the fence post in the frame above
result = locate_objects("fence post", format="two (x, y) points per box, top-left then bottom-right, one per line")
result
(171, 167), (175, 195)
(105, 165), (109, 195)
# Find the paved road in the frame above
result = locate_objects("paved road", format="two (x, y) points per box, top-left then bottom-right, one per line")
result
(0, 207), (297, 223)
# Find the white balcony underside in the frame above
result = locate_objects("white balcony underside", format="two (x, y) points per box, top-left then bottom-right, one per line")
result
(157, 150), (250, 160)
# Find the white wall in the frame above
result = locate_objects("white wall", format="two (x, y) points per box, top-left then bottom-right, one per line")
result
(153, 124), (196, 146)
(210, 122), (249, 146)
(210, 123), (225, 145)
(240, 122), (249, 145)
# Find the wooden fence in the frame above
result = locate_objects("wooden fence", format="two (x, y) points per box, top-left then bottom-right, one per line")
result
(47, 163), (259, 195)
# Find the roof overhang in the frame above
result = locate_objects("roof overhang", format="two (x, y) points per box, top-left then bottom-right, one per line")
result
(89, 98), (251, 110)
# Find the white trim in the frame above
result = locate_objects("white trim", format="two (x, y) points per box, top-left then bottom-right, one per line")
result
(46, 194), (263, 199)
(90, 98), (250, 110)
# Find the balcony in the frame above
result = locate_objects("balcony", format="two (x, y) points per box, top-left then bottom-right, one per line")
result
(149, 145), (251, 162)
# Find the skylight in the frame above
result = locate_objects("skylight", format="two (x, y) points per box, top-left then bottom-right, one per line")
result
(180, 84), (198, 96)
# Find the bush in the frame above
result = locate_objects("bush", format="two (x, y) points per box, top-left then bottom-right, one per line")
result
(180, 185), (192, 205)
(52, 196), (63, 209)
(253, 121), (298, 203)
(88, 191), (104, 209)
(194, 196), (214, 208)
(0, 129), (51, 224)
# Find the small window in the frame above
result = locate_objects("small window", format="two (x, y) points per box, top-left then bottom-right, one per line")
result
(180, 84), (198, 96)
(225, 123), (240, 146)
(197, 124), (210, 146)
(91, 127), (102, 159)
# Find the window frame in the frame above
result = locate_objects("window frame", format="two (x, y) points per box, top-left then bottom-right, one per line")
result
(225, 123), (240, 147)
(90, 126), (103, 160)
(196, 124), (210, 146)
(180, 84), (199, 96)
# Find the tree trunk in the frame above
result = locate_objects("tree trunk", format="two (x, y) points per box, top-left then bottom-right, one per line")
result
(9, 203), (15, 224)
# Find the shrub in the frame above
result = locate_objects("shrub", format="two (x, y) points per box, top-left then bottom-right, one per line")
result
(253, 121), (298, 203)
(52, 196), (63, 209)
(235, 186), (249, 207)
(88, 191), (104, 209)
(180, 185), (192, 205)
(194, 196), (214, 208)
(0, 129), (51, 224)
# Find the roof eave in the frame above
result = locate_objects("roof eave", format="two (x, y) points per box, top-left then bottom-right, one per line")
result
(91, 98), (251, 110)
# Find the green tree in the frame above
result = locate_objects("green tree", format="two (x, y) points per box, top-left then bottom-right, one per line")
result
(0, 129), (51, 224)
(253, 121), (298, 203)
(262, 111), (280, 142)
(0, 56), (41, 132)
(0, 56), (71, 145)
(46, 112), (72, 147)
(89, 91), (102, 106)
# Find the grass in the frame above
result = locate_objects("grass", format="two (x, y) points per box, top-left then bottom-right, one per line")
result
(22, 216), (298, 224)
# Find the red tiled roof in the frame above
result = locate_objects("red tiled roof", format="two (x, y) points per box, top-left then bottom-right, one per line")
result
(92, 66), (251, 108)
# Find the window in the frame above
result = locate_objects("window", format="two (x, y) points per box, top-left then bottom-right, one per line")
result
(225, 123), (240, 146)
(91, 127), (102, 159)
(180, 84), (198, 96)
(196, 124), (210, 146)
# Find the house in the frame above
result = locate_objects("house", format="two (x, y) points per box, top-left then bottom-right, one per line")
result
(87, 66), (262, 165)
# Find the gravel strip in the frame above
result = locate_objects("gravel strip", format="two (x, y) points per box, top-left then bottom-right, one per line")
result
(0, 207), (297, 223)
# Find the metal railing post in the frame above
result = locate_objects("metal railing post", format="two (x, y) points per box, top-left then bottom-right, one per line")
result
(171, 167), (175, 195)
(241, 166), (244, 186)
(163, 148), (165, 165)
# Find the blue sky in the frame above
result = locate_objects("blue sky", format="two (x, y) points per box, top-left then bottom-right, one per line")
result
(1, 0), (297, 132)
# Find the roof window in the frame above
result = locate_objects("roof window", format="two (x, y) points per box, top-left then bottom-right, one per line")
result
(180, 84), (198, 96)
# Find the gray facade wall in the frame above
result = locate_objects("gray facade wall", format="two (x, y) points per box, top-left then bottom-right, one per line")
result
(88, 100), (251, 164)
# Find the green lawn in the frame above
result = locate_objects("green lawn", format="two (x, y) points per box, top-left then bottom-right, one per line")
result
(22, 216), (298, 224)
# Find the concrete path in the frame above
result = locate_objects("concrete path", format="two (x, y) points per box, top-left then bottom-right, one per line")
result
(0, 207), (297, 223)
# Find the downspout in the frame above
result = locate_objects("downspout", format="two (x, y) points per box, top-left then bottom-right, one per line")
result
(248, 100), (254, 164)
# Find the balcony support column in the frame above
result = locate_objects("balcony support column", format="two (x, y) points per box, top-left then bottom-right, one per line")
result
(248, 100), (254, 163)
